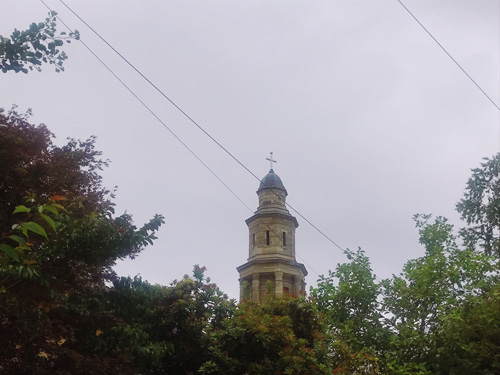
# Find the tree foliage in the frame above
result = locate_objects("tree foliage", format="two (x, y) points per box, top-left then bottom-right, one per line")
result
(457, 153), (500, 256)
(103, 266), (236, 374)
(0, 106), (109, 236)
(0, 11), (79, 73)
(0, 108), (164, 374)
(312, 212), (500, 374)
(311, 248), (388, 355)
(312, 153), (500, 373)
(200, 293), (377, 375)
(381, 215), (499, 374)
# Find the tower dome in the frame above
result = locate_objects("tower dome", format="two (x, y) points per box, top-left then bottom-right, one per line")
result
(258, 169), (287, 194)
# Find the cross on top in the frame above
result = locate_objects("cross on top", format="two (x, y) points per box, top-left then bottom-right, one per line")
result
(266, 152), (277, 170)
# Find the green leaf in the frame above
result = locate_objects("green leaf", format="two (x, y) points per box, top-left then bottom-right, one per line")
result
(41, 214), (56, 232)
(0, 244), (19, 261)
(41, 204), (58, 215)
(21, 222), (47, 238)
(51, 203), (65, 211)
(13, 205), (31, 214)
(8, 235), (26, 246)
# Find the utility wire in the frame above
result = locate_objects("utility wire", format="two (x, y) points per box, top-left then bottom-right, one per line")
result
(42, 2), (333, 284)
(41, 0), (326, 274)
(39, 0), (253, 213)
(59, 0), (263, 182)
(39, 0), (500, 281)
(57, 0), (348, 256)
(397, 0), (500, 111)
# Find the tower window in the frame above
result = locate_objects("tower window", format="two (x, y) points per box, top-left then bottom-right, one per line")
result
(252, 233), (256, 248)
(266, 231), (270, 246)
(283, 232), (286, 247)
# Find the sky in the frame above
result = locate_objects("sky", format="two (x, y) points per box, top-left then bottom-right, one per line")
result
(1, 0), (499, 299)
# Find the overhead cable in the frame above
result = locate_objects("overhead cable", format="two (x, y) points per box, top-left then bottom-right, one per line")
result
(39, 0), (253, 213)
(397, 0), (500, 111)
(40, 0), (330, 274)
(57, 0), (348, 255)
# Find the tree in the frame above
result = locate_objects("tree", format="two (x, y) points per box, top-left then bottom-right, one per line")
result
(0, 109), (164, 374)
(0, 11), (79, 73)
(44, 266), (235, 375)
(0, 106), (109, 236)
(457, 153), (500, 256)
(200, 292), (378, 375)
(311, 248), (387, 355)
(381, 215), (499, 374)
(312, 213), (500, 374)
(111, 266), (235, 374)
(432, 285), (500, 374)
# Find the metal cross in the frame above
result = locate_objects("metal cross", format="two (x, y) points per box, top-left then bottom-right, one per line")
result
(266, 152), (277, 170)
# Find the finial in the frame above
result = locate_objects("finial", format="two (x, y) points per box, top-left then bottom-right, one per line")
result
(266, 152), (277, 170)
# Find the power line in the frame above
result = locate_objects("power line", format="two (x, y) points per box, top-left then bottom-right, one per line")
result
(59, 0), (263, 183)
(46, 0), (483, 288)
(56, 0), (349, 257)
(39, 0), (253, 214)
(42, 2), (337, 285)
(397, 0), (500, 111)
(41, 0), (328, 275)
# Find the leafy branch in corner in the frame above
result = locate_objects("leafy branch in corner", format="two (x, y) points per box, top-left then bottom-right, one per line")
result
(0, 11), (80, 73)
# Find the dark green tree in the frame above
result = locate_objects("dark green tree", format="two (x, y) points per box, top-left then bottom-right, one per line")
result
(0, 109), (164, 374)
(200, 292), (378, 375)
(44, 265), (235, 375)
(0, 106), (109, 236)
(432, 285), (500, 374)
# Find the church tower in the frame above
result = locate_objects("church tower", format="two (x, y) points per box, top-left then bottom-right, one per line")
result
(237, 154), (307, 302)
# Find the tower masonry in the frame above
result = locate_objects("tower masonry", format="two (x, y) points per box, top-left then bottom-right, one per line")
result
(237, 159), (307, 302)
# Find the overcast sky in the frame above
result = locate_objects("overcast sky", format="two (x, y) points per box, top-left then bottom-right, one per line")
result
(1, 0), (499, 299)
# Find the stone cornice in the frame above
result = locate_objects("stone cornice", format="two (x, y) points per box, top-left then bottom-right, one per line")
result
(245, 212), (299, 228)
(237, 257), (308, 276)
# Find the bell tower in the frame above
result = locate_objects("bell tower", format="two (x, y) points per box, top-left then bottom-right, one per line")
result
(237, 154), (307, 302)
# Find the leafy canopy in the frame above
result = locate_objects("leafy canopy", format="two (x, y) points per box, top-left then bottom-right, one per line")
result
(0, 108), (164, 374)
(312, 201), (500, 374)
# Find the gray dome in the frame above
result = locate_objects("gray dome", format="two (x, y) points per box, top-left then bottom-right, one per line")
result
(258, 169), (286, 192)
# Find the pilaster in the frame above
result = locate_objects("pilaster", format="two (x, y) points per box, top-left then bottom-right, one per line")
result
(275, 271), (283, 295)
(252, 273), (260, 302)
